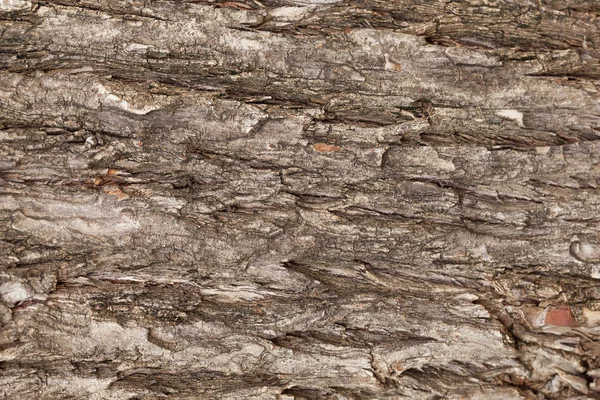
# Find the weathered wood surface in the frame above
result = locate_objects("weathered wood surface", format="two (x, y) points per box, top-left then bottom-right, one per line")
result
(1, 0), (600, 398)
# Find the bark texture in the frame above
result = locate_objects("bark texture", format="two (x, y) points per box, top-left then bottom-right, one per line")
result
(1, 0), (600, 399)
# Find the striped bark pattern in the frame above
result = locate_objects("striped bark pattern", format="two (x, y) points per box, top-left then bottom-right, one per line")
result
(1, 1), (600, 398)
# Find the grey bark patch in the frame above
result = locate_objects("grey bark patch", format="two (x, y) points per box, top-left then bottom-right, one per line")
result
(570, 241), (600, 263)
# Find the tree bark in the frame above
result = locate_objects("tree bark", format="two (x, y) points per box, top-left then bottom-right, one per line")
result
(1, 0), (600, 399)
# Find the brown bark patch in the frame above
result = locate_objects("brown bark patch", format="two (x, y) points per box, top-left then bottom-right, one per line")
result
(313, 143), (341, 153)
(103, 186), (130, 201)
(545, 305), (578, 327)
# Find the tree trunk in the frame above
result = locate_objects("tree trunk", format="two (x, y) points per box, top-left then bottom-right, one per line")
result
(1, 0), (600, 398)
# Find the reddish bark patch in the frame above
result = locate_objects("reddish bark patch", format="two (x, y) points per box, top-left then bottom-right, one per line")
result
(545, 305), (578, 327)
(103, 186), (130, 200)
(313, 143), (341, 153)
(221, 1), (252, 10)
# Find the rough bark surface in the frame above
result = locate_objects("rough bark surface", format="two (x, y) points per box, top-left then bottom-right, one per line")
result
(1, 0), (600, 399)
